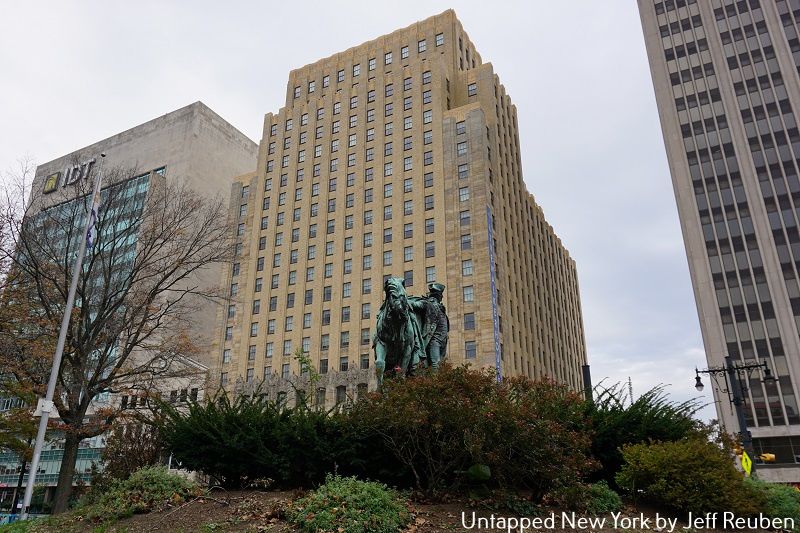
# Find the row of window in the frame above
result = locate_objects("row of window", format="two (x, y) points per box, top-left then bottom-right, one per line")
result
(221, 336), (479, 384)
(291, 37), (445, 100)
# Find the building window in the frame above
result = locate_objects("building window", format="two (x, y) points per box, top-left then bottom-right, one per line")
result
(353, 63), (361, 77)
(337, 69), (345, 82)
(363, 255), (372, 270)
(426, 266), (436, 283)
(250, 322), (259, 337)
(418, 39), (427, 53)
(384, 162), (392, 176)
(423, 110), (432, 124)
(457, 142), (468, 156)
(369, 57), (376, 71)
(459, 187), (470, 202)
(322, 74), (330, 87)
(423, 90), (432, 105)
(456, 121), (466, 135)
(383, 251), (392, 266)
(424, 172), (433, 187)
(424, 151), (433, 166)
(462, 259), (473, 276)
(404, 116), (412, 130)
(404, 270), (413, 287)
(465, 340), (477, 359)
(424, 195), (434, 210)
(460, 210), (471, 226)
(422, 71), (431, 84)
(436, 33), (444, 46)
(458, 163), (469, 179)
(404, 157), (413, 171)
(404, 178), (413, 193)
(401, 46), (409, 59)
(385, 122), (393, 136)
(321, 335), (330, 351)
(336, 385), (347, 404)
(222, 349), (231, 363)
(340, 332), (350, 349)
(385, 51), (392, 64)
(294, 86), (301, 99)
(362, 303), (371, 319)
(322, 309), (331, 326)
(425, 241), (435, 258)
(404, 200), (413, 216)
(362, 278), (372, 294)
(404, 223), (413, 239)
(404, 246), (413, 262)
(468, 83), (477, 96)
(463, 286), (474, 302)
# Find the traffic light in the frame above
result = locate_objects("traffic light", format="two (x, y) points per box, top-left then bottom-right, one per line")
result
(759, 453), (776, 463)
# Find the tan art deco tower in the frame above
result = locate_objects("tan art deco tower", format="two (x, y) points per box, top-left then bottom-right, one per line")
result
(212, 10), (587, 407)
(639, 0), (800, 480)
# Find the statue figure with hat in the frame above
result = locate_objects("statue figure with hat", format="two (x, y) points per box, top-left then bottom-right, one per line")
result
(408, 282), (450, 370)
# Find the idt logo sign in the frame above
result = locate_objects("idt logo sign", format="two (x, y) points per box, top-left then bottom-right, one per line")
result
(43, 158), (96, 194)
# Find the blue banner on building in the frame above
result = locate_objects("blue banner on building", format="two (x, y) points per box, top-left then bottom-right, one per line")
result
(486, 205), (502, 382)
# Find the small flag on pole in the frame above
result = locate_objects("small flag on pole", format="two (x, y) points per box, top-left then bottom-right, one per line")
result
(86, 188), (101, 248)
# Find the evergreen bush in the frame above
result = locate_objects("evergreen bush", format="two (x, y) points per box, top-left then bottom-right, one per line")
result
(588, 383), (701, 485)
(287, 475), (410, 533)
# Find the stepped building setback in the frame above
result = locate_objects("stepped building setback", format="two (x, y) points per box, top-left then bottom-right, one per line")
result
(639, 0), (800, 480)
(212, 10), (588, 405)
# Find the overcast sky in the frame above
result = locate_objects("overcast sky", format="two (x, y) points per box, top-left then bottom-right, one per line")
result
(0, 1), (718, 419)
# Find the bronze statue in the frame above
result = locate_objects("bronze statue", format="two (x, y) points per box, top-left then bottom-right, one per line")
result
(373, 278), (449, 385)
(408, 282), (449, 370)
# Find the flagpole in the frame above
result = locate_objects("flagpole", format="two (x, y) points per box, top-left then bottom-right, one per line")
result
(21, 154), (105, 519)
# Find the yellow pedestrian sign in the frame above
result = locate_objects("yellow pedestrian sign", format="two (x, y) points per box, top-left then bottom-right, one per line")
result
(741, 450), (752, 476)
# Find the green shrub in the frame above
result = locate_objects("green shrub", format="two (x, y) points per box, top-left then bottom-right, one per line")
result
(588, 383), (701, 485)
(287, 475), (410, 533)
(348, 364), (595, 498)
(80, 466), (200, 522)
(745, 477), (800, 526)
(616, 437), (763, 515)
(586, 481), (623, 514)
(159, 389), (357, 488)
(544, 481), (620, 513)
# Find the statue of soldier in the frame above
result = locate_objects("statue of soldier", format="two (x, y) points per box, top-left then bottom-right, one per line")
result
(409, 282), (450, 370)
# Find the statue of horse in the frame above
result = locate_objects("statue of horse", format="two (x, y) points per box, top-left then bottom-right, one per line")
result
(372, 277), (426, 386)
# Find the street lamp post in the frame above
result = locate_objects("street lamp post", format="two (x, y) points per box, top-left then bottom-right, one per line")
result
(694, 356), (776, 475)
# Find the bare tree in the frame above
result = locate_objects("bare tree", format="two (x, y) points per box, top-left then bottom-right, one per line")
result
(0, 162), (231, 513)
